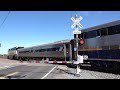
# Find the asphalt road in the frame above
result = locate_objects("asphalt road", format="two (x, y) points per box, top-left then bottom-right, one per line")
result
(0, 65), (56, 79)
(1, 58), (120, 79)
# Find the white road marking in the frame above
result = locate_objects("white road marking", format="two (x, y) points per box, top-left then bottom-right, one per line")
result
(41, 66), (57, 79)
(0, 65), (20, 70)
(0, 66), (9, 69)
(4, 66), (9, 68)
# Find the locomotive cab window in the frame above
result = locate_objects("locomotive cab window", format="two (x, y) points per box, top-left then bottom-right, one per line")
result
(89, 31), (97, 38)
(108, 25), (120, 35)
(100, 28), (108, 36)
(84, 31), (97, 39)
(96, 29), (101, 37)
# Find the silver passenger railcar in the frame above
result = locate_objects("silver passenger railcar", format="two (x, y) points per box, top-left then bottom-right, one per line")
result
(17, 40), (71, 61)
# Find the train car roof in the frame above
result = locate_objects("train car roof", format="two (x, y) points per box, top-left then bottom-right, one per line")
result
(8, 47), (24, 51)
(80, 20), (120, 33)
(18, 39), (70, 50)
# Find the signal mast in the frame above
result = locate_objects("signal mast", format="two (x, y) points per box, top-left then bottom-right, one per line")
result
(71, 14), (83, 76)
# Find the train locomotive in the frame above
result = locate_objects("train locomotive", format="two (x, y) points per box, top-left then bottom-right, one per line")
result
(8, 47), (24, 60)
(73, 20), (120, 70)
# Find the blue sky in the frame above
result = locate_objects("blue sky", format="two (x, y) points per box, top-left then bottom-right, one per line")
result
(0, 11), (120, 54)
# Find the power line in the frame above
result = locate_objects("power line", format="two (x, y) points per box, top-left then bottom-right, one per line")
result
(0, 11), (11, 29)
(0, 11), (11, 48)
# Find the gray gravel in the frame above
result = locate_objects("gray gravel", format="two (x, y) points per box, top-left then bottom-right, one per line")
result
(45, 64), (120, 79)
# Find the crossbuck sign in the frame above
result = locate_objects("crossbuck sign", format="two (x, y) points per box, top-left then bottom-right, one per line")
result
(71, 16), (83, 29)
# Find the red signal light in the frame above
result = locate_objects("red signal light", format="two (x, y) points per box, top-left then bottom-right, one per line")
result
(79, 39), (85, 45)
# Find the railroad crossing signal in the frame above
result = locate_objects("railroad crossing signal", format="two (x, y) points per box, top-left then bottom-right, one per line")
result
(71, 14), (84, 76)
(71, 16), (83, 29)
